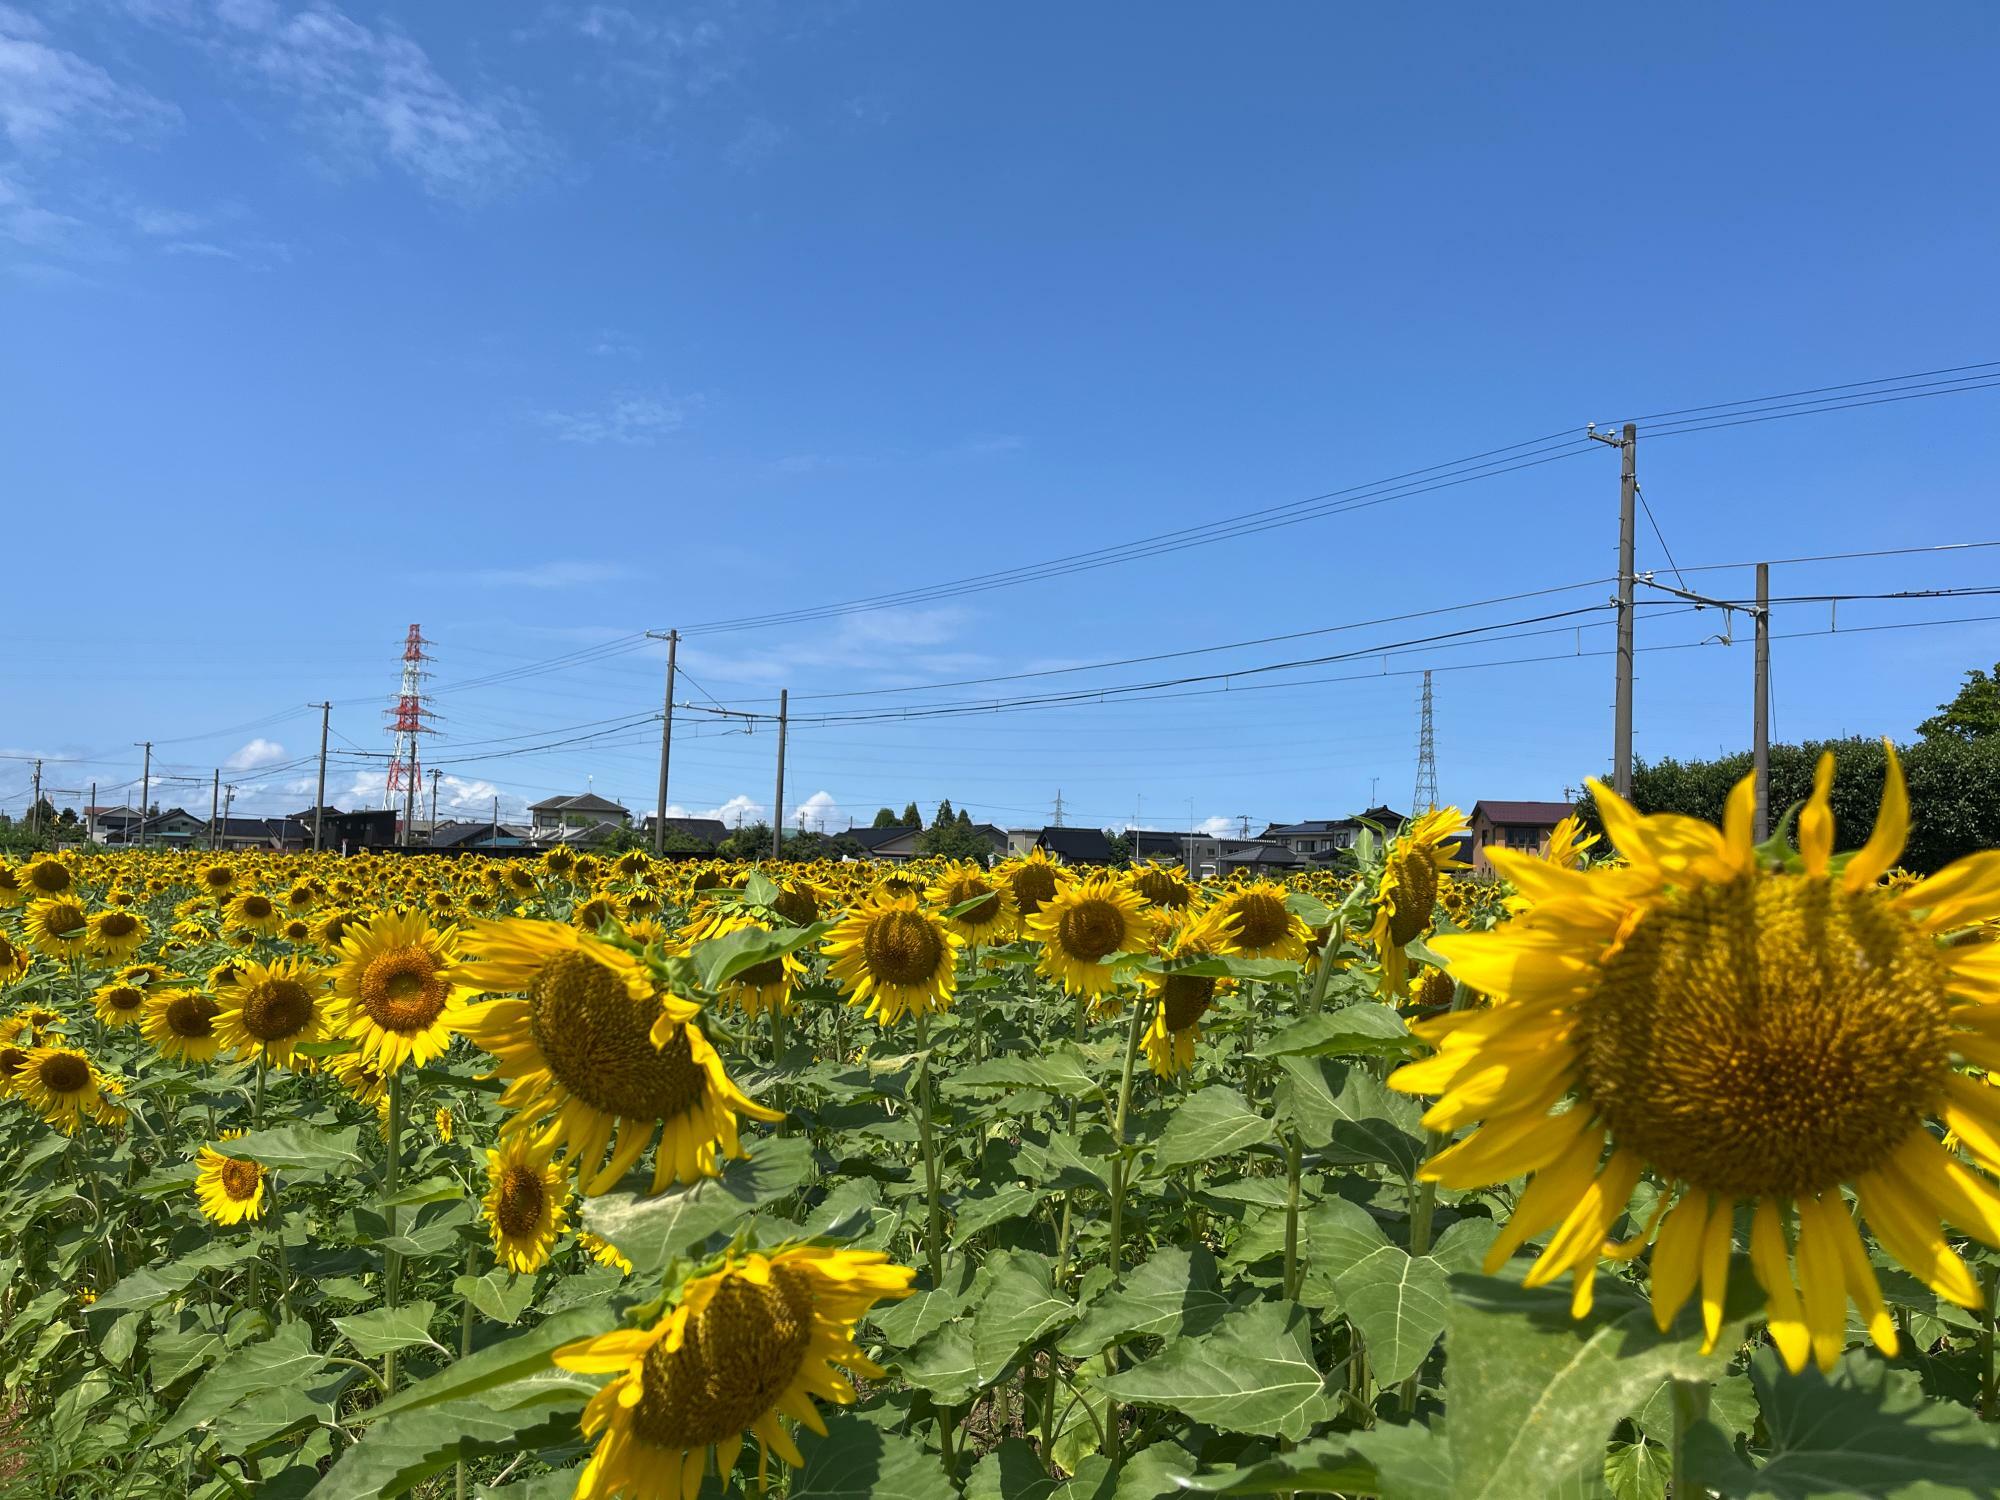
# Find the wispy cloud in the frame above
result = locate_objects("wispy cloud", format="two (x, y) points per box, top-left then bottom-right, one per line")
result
(226, 736), (287, 770)
(447, 561), (633, 589)
(0, 13), (182, 151)
(533, 391), (694, 446)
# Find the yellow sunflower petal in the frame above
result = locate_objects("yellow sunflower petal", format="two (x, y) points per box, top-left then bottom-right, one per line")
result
(1842, 742), (1908, 892)
(1749, 1199), (1811, 1374)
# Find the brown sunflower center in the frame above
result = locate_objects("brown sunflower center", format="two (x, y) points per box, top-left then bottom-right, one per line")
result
(0, 1046), (26, 1078)
(43, 903), (86, 938)
(165, 992), (219, 1038)
(239, 895), (274, 920)
(1056, 898), (1125, 962)
(1159, 974), (1216, 1032)
(737, 956), (788, 990)
(104, 985), (146, 1012)
(772, 886), (820, 926)
(1227, 892), (1290, 949)
(859, 909), (945, 986)
(26, 863), (70, 894)
(494, 1164), (548, 1237)
(204, 869), (234, 890)
(527, 952), (707, 1120)
(219, 1158), (262, 1201)
(630, 1267), (816, 1451)
(1134, 868), (1190, 909)
(97, 912), (140, 939)
(946, 878), (1003, 928)
(1580, 875), (1954, 1199)
(1010, 864), (1059, 916)
(38, 1053), (90, 1093)
(242, 978), (316, 1041)
(1385, 849), (1439, 946)
(359, 945), (449, 1033)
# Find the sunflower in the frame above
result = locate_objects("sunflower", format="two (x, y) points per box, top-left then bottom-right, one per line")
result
(197, 863), (236, 896)
(555, 1246), (915, 1499)
(329, 1049), (392, 1116)
(213, 956), (329, 1066)
(1390, 745), (2000, 1374)
(224, 889), (284, 936)
(116, 962), (168, 986)
(578, 1231), (634, 1275)
(1210, 879), (1310, 962)
(1141, 907), (1238, 1077)
(279, 916), (314, 944)
(194, 1132), (268, 1225)
(542, 846), (577, 880)
(15, 1047), (101, 1131)
(92, 981), (150, 1028)
(1027, 874), (1159, 1002)
(435, 1105), (455, 1142)
(572, 892), (622, 934)
(313, 908), (362, 951)
(17, 856), (74, 899)
(0, 865), (25, 906)
(482, 1133), (571, 1273)
(284, 881), (318, 913)
(1364, 807), (1468, 998)
(0, 931), (30, 986)
(1130, 861), (1196, 913)
(1543, 813), (1598, 872)
(694, 911), (805, 1021)
(999, 847), (1066, 920)
(23, 896), (91, 960)
(823, 890), (964, 1026)
(141, 988), (224, 1064)
(0, 1040), (30, 1095)
(329, 910), (473, 1073)
(928, 863), (1019, 944)
(455, 919), (777, 1194)
(768, 877), (826, 929)
(81, 907), (145, 962)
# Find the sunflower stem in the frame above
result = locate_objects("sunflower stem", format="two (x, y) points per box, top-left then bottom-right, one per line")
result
(1669, 1376), (1708, 1495)
(911, 1011), (944, 1287)
(1982, 1262), (1999, 1421)
(1281, 1133), (1303, 1301)
(1101, 991), (1150, 1468)
(383, 1069), (404, 1396)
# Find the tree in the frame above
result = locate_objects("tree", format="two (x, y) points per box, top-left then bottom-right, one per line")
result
(901, 802), (922, 827)
(871, 807), (899, 829)
(716, 822), (773, 861)
(933, 799), (956, 828)
(1105, 830), (1132, 866)
(57, 807), (77, 827)
(918, 820), (995, 861)
(956, 808), (972, 830)
(1919, 662), (2000, 742)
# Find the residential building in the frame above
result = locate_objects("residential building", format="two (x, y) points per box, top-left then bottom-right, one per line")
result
(1257, 806), (1408, 859)
(849, 822), (1009, 862)
(528, 793), (632, 838)
(636, 815), (730, 849)
(1467, 800), (1578, 875)
(1218, 840), (1307, 876)
(1036, 826), (1114, 865)
(428, 821), (535, 850)
(84, 805), (144, 844)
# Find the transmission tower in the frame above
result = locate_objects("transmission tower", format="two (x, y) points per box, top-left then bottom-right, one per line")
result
(1411, 669), (1439, 815)
(1051, 790), (1066, 827)
(383, 624), (438, 812)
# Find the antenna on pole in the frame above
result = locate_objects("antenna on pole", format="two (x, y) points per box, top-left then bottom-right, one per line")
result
(1412, 670), (1439, 815)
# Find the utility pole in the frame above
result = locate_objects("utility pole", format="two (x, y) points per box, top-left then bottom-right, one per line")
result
(209, 770), (220, 850)
(1412, 670), (1439, 814)
(1607, 424), (1639, 795)
(312, 701), (331, 853)
(28, 759), (41, 837)
(648, 629), (679, 855)
(87, 781), (96, 844)
(136, 741), (152, 848)
(222, 782), (236, 847)
(492, 795), (500, 847)
(401, 758), (418, 848)
(1754, 562), (1771, 840)
(429, 767), (441, 837)
(770, 689), (788, 861)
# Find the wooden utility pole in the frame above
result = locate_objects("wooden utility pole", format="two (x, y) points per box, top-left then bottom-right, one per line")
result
(1754, 562), (1772, 840)
(771, 688), (788, 861)
(209, 770), (220, 850)
(137, 741), (152, 848)
(649, 629), (679, 855)
(312, 701), (331, 852)
(1589, 423), (1638, 795)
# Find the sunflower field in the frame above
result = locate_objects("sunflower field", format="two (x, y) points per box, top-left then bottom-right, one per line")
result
(5, 748), (2000, 1500)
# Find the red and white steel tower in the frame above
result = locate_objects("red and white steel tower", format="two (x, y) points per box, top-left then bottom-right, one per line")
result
(383, 624), (437, 813)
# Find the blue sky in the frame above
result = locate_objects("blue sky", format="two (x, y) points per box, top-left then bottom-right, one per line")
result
(5, 2), (1998, 836)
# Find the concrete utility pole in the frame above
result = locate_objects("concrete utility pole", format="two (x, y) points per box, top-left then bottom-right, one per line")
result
(401, 758), (418, 848)
(222, 783), (236, 847)
(87, 781), (96, 844)
(491, 795), (500, 847)
(136, 741), (152, 848)
(1754, 562), (1772, 841)
(1589, 423), (1638, 795)
(312, 701), (331, 853)
(28, 759), (42, 836)
(771, 689), (788, 861)
(649, 629), (679, 856)
(209, 770), (220, 850)
(429, 768), (441, 836)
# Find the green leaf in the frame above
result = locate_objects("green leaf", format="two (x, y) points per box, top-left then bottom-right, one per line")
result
(1097, 1299), (1334, 1441)
(335, 1300), (445, 1357)
(955, 1185), (1047, 1243)
(871, 1258), (976, 1348)
(455, 1268), (538, 1326)
(1017, 1130), (1111, 1194)
(790, 1414), (942, 1499)
(1304, 1198), (1449, 1387)
(1059, 1442), (1197, 1498)
(1173, 1434), (1381, 1494)
(967, 1436), (1062, 1500)
(1150, 1085), (1274, 1172)
(379, 1175), (466, 1208)
(1690, 1347), (2000, 1498)
(157, 1321), (329, 1441)
(893, 1324), (978, 1405)
(293, 1037), (357, 1059)
(582, 1134), (812, 1279)
(312, 1384), (590, 1500)
(377, 1200), (476, 1257)
(970, 1249), (1076, 1387)
(1275, 1057), (1425, 1174)
(1257, 1004), (1418, 1061)
(1060, 1246), (1232, 1357)
(694, 921), (830, 990)
(96, 1238), (260, 1311)
(1604, 1441), (1669, 1500)
(1131, 954), (1302, 983)
(365, 1304), (616, 1421)
(221, 1122), (366, 1171)
(946, 1046), (1103, 1100)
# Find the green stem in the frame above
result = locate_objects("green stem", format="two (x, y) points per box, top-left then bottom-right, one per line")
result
(383, 1069), (404, 1395)
(456, 1246), (476, 1500)
(1982, 1262), (1999, 1421)
(1101, 994), (1150, 1468)
(1281, 1134), (1303, 1301)
(1669, 1377), (1709, 1495)
(911, 1010), (951, 1477)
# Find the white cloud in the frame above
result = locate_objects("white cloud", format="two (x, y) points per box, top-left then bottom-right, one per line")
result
(0, 16), (181, 150)
(456, 560), (631, 589)
(1195, 815), (1236, 838)
(665, 793), (765, 829)
(226, 736), (287, 770)
(789, 789), (843, 832)
(533, 391), (693, 446)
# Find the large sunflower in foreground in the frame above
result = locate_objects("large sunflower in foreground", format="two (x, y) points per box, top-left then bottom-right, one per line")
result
(554, 1246), (914, 1500)
(1390, 746), (2000, 1374)
(15, 1046), (101, 1132)
(1027, 874), (1159, 1003)
(194, 1131), (268, 1225)
(455, 919), (777, 1194)
(823, 891), (964, 1026)
(330, 910), (474, 1073)
(928, 863), (1019, 944)
(1364, 807), (1468, 998)
(213, 956), (329, 1066)
(141, 988), (224, 1064)
(482, 1133), (571, 1273)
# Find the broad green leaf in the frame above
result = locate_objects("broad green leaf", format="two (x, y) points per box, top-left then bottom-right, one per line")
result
(970, 1249), (1076, 1387)
(97, 1238), (260, 1311)
(379, 1175), (466, 1208)
(455, 1268), (538, 1326)
(1058, 1442), (1197, 1498)
(1257, 1004), (1417, 1061)
(893, 1324), (979, 1405)
(158, 1321), (329, 1441)
(1097, 1299), (1334, 1441)
(335, 1300), (445, 1357)
(1305, 1198), (1448, 1386)
(967, 1437), (1061, 1500)
(1604, 1441), (1669, 1500)
(1131, 953), (1302, 983)
(1150, 1085), (1273, 1172)
(695, 921), (830, 990)
(1060, 1246), (1231, 1356)
(946, 1047), (1103, 1100)
(311, 1386), (589, 1500)
(1276, 1057), (1425, 1174)
(365, 1304), (617, 1421)
(1170, 1434), (1380, 1494)
(790, 1414), (941, 1499)
(583, 1134), (812, 1278)
(376, 1200), (476, 1257)
(871, 1257), (976, 1348)
(955, 1185), (1046, 1242)
(219, 1122), (366, 1170)
(1017, 1130), (1111, 1194)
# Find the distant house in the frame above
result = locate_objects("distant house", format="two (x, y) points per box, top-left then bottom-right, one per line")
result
(529, 793), (632, 839)
(212, 815), (312, 851)
(848, 823), (1009, 863)
(1467, 800), (1578, 875)
(133, 808), (205, 845)
(429, 820), (534, 850)
(1258, 806), (1408, 859)
(637, 815), (730, 849)
(1218, 840), (1307, 876)
(1036, 827), (1114, 865)
(85, 806), (144, 844)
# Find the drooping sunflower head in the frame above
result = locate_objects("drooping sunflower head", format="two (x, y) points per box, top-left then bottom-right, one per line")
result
(194, 1136), (268, 1225)
(0, 931), (31, 983)
(482, 1133), (571, 1274)
(1365, 807), (1468, 997)
(18, 856), (74, 899)
(926, 863), (1018, 944)
(330, 909), (472, 1073)
(1210, 879), (1310, 962)
(614, 848), (652, 880)
(142, 987), (224, 1063)
(0, 865), (25, 907)
(1130, 861), (1195, 912)
(1027, 874), (1159, 1001)
(24, 896), (91, 959)
(213, 956), (329, 1066)
(92, 981), (151, 1028)
(999, 847), (1066, 919)
(1141, 906), (1237, 1077)
(554, 1245), (915, 1499)
(86, 907), (148, 961)
(541, 846), (577, 880)
(1392, 745), (2000, 1374)
(769, 877), (825, 929)
(823, 890), (964, 1027)
(578, 1231), (633, 1274)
